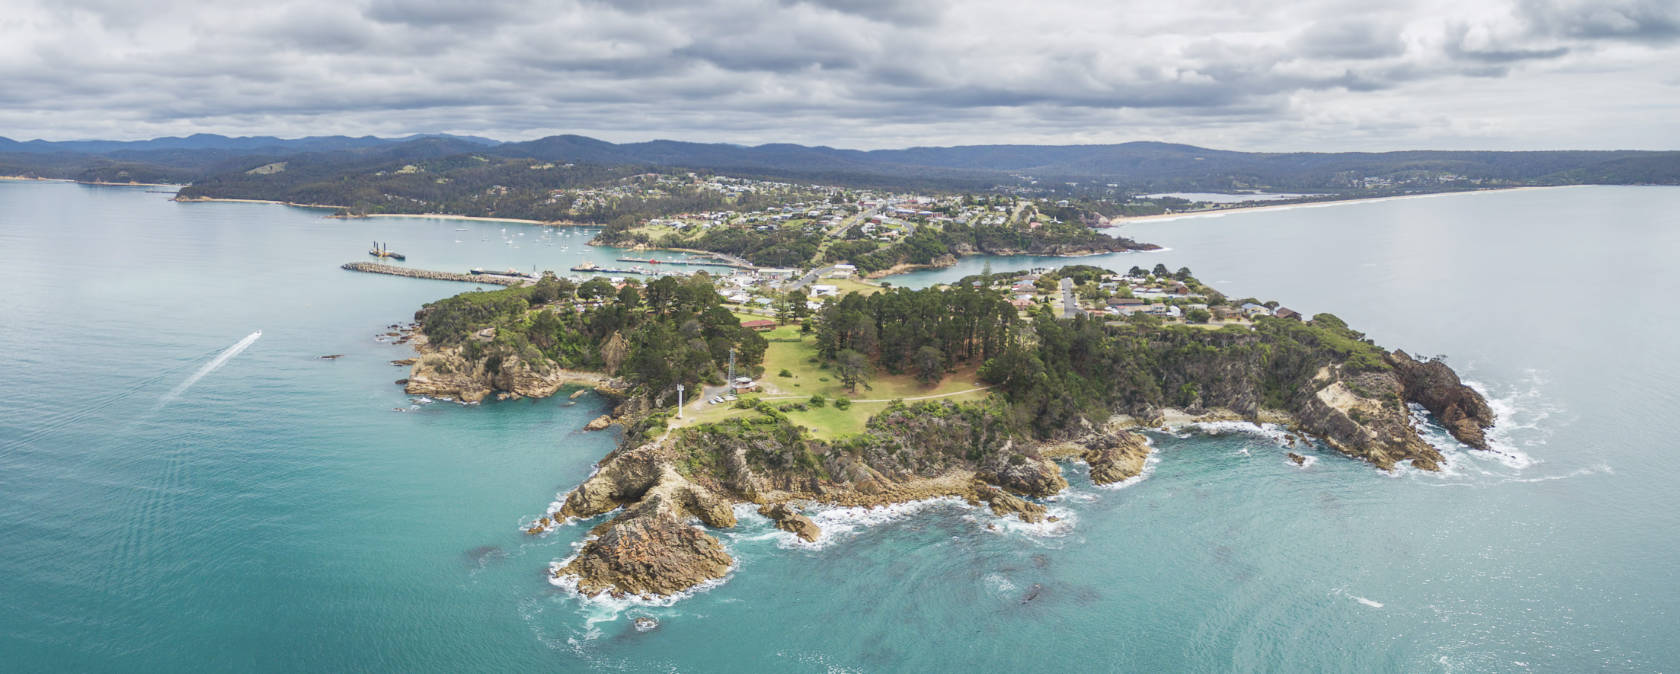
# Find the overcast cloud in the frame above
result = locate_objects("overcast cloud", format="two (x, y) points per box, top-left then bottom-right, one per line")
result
(0, 0), (1675, 150)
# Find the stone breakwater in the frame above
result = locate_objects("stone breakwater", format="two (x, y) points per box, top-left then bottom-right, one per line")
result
(340, 262), (531, 286)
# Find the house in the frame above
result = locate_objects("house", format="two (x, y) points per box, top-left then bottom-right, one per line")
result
(825, 264), (857, 279)
(810, 284), (839, 297)
(741, 319), (777, 331)
(1010, 298), (1034, 309)
(1211, 306), (1240, 321)
(1108, 297), (1146, 307)
(732, 376), (760, 392)
(1274, 307), (1302, 320)
(760, 268), (797, 280)
(1240, 302), (1272, 317)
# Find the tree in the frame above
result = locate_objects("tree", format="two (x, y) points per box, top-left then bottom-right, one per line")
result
(1174, 266), (1193, 281)
(577, 277), (614, 301)
(1152, 263), (1170, 277)
(616, 284), (641, 310)
(913, 345), (944, 384)
(1186, 308), (1212, 324)
(836, 349), (870, 392)
(1034, 274), (1059, 293)
(1127, 265), (1146, 278)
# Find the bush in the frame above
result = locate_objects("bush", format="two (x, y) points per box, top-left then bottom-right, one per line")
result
(809, 394), (827, 407)
(778, 369), (793, 377)
(834, 397), (852, 410)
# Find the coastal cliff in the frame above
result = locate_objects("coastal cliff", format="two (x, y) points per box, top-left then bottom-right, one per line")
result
(539, 401), (1155, 598)
(403, 336), (624, 403)
(395, 266), (1495, 601)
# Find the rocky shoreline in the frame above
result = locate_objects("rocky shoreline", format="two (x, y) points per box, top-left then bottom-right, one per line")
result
(521, 347), (1493, 601)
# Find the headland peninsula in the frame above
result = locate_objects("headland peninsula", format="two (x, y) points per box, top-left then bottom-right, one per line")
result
(393, 262), (1495, 600)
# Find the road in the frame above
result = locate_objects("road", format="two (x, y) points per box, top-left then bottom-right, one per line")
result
(785, 265), (836, 292)
(1060, 277), (1083, 318)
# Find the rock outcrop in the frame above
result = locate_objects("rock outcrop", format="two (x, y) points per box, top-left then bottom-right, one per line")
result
(553, 445), (739, 597)
(1080, 430), (1153, 485)
(584, 415), (613, 431)
(403, 341), (621, 403)
(970, 481), (1047, 523)
(1387, 350), (1496, 450)
(757, 503), (821, 542)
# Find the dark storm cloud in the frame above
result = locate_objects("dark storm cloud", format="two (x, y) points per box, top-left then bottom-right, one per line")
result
(0, 0), (1673, 150)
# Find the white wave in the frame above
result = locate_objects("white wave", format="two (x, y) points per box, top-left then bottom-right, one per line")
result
(1188, 420), (1296, 446)
(984, 573), (1017, 595)
(967, 504), (1077, 538)
(1331, 586), (1384, 608)
(156, 330), (261, 408)
(1289, 454), (1318, 469)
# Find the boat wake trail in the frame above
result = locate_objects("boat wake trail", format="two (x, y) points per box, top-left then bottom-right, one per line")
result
(156, 330), (262, 409)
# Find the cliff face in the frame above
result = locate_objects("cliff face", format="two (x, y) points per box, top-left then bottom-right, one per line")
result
(1387, 350), (1496, 450)
(536, 402), (1151, 598)
(404, 340), (623, 403)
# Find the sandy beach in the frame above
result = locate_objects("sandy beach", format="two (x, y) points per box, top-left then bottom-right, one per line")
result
(1109, 185), (1585, 225)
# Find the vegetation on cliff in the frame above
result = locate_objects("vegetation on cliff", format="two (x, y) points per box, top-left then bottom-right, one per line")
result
(400, 264), (1496, 599)
(409, 273), (767, 400)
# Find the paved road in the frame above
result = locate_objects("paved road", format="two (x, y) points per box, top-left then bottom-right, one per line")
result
(1060, 277), (1083, 318)
(785, 265), (836, 292)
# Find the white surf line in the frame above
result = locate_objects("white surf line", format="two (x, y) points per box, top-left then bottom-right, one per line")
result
(156, 330), (262, 408)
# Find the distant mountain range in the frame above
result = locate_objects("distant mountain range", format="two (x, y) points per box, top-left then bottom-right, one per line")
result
(0, 133), (498, 155)
(3, 132), (1677, 191)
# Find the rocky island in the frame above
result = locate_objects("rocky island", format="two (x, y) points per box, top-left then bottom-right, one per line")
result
(398, 265), (1493, 600)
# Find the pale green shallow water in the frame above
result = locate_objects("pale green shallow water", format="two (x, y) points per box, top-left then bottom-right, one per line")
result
(1, 181), (1675, 671)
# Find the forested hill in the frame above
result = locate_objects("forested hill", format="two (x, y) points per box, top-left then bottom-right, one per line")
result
(5, 131), (1679, 192)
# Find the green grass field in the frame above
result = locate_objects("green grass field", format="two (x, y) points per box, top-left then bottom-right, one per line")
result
(672, 321), (991, 439)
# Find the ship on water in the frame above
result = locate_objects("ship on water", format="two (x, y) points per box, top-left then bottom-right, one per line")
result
(368, 241), (406, 261)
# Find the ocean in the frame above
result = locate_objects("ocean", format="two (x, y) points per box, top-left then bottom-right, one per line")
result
(2, 181), (1675, 671)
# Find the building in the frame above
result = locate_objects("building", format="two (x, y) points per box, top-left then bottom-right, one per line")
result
(760, 268), (797, 280)
(1274, 307), (1302, 320)
(731, 376), (759, 392)
(810, 284), (839, 297)
(741, 319), (778, 331)
(825, 264), (856, 279)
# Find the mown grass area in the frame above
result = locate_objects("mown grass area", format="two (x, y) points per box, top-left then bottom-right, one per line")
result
(821, 277), (884, 297)
(671, 321), (991, 440)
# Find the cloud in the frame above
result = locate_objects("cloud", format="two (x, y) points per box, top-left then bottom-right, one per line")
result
(0, 0), (1673, 150)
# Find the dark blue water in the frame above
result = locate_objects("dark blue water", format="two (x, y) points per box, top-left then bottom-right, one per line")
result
(3, 181), (1675, 671)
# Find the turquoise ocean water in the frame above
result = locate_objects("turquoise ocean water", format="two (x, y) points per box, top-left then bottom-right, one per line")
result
(2, 181), (1676, 671)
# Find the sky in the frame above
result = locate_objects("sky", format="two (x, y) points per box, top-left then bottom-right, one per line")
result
(1, 0), (1676, 150)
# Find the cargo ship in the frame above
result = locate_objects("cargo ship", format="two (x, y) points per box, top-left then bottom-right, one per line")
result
(368, 241), (406, 261)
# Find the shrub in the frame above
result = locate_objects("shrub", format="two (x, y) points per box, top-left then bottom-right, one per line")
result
(778, 369), (793, 377)
(834, 397), (852, 410)
(809, 394), (827, 407)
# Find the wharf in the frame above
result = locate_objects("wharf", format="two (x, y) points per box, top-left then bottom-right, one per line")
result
(341, 262), (531, 286)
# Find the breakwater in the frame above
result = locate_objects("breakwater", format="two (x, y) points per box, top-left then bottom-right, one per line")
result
(340, 262), (529, 286)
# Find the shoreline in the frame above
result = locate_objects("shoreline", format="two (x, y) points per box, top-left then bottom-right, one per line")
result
(1109, 185), (1587, 224)
(1, 175), (180, 188)
(174, 195), (596, 226)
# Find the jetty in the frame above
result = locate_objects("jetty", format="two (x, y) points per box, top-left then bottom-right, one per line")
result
(341, 262), (530, 286)
(614, 257), (745, 269)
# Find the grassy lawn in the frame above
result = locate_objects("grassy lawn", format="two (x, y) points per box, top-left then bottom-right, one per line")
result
(822, 277), (884, 296)
(669, 325), (992, 440)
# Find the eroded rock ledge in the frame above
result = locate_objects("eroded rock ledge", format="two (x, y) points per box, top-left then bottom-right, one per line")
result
(532, 349), (1494, 599)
